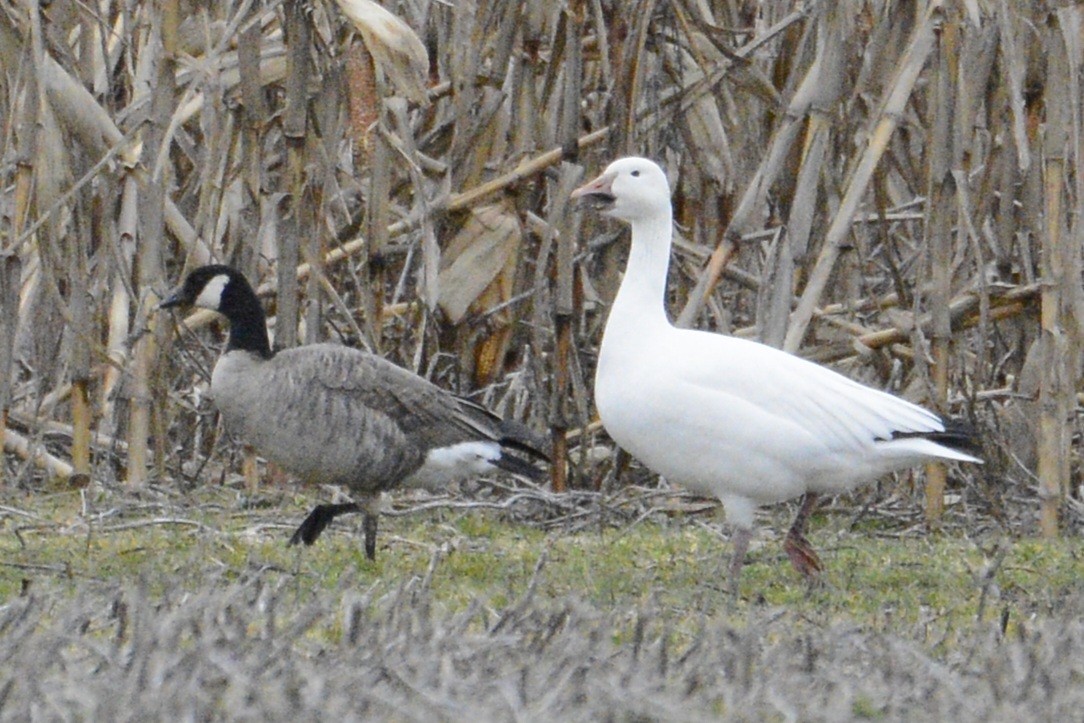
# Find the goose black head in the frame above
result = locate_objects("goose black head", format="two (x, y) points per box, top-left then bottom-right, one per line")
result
(160, 264), (271, 357)
(160, 265), (251, 312)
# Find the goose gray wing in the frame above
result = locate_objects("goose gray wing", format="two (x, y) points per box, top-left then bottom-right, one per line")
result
(305, 345), (549, 479)
(302, 344), (509, 448)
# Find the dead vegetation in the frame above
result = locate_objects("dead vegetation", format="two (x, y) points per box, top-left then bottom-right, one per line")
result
(2, 0), (1082, 521)
(1, 0), (1083, 715)
(0, 565), (1081, 721)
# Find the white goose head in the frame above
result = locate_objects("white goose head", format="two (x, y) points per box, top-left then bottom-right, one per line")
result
(572, 157), (672, 224)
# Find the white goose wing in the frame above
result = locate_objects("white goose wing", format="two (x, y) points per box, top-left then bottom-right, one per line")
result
(668, 328), (945, 453)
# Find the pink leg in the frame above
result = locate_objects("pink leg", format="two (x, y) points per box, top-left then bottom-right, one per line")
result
(783, 493), (823, 579)
(728, 527), (753, 597)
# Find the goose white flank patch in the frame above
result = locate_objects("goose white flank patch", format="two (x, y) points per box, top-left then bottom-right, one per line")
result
(572, 157), (981, 593)
(161, 265), (548, 560)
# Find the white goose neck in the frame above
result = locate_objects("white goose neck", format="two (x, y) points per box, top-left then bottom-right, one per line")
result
(610, 211), (674, 331)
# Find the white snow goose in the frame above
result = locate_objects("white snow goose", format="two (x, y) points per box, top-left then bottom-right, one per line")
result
(161, 265), (548, 559)
(572, 157), (981, 593)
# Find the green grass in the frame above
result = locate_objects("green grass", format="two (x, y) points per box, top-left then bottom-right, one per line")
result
(2, 484), (1082, 721)
(2, 484), (1081, 644)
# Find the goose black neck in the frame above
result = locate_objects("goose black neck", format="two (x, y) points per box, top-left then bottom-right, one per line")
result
(221, 277), (273, 359)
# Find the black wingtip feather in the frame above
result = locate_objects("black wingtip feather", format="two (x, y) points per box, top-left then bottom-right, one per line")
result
(928, 424), (983, 458)
(894, 418), (982, 459)
(497, 420), (551, 462)
(494, 419), (549, 481)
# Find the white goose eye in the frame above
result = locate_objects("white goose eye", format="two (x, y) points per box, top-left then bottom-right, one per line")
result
(631, 170), (641, 177)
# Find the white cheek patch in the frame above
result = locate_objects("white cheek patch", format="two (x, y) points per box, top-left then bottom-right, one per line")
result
(194, 274), (230, 310)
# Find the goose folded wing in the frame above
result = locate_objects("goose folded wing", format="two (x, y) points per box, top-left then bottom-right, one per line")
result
(673, 333), (945, 454)
(303, 345), (510, 449)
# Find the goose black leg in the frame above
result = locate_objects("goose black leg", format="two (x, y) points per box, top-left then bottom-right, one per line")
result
(289, 503), (361, 546)
(783, 492), (823, 579)
(363, 511), (378, 560)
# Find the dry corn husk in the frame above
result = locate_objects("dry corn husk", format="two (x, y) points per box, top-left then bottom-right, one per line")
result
(437, 204), (522, 324)
(333, 0), (430, 104)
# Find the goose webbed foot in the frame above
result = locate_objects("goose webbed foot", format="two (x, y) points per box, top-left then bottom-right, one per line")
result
(784, 493), (823, 580)
(289, 503), (362, 546)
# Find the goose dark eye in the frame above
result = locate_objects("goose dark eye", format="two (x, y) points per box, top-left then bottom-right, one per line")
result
(631, 170), (641, 177)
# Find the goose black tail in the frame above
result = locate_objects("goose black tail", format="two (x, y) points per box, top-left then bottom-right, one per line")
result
(493, 452), (547, 482)
(494, 419), (550, 482)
